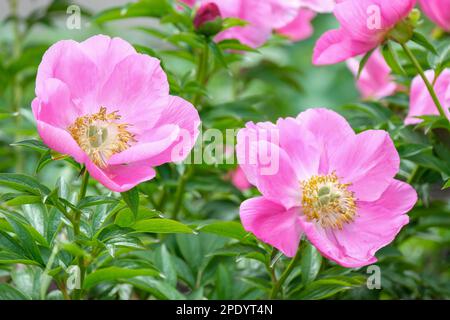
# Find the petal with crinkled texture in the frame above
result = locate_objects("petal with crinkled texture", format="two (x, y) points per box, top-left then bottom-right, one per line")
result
(240, 197), (303, 257)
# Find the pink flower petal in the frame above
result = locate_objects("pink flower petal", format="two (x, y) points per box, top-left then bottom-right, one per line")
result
(313, 29), (377, 65)
(329, 130), (400, 202)
(298, 179), (415, 268)
(79, 35), (136, 86)
(299, 0), (335, 13)
(347, 49), (397, 99)
(98, 53), (169, 130)
(419, 0), (450, 31)
(276, 117), (320, 180)
(36, 40), (99, 103)
(296, 108), (355, 174)
(240, 197), (303, 257)
(231, 167), (252, 191)
(277, 9), (316, 41)
(86, 159), (156, 192)
(406, 69), (450, 125)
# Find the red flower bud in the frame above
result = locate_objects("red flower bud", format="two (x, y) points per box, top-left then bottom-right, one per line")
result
(194, 2), (222, 36)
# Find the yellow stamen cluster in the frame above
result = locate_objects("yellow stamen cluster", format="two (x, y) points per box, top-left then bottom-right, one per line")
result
(68, 107), (135, 168)
(301, 172), (356, 230)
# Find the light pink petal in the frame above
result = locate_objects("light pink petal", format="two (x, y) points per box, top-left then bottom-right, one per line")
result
(86, 160), (156, 192)
(236, 125), (301, 209)
(79, 35), (136, 85)
(35, 119), (85, 163)
(299, 179), (415, 268)
(36, 40), (99, 103)
(143, 96), (201, 166)
(231, 167), (252, 191)
(419, 0), (450, 31)
(277, 9), (316, 41)
(313, 29), (377, 65)
(334, 0), (415, 42)
(32, 79), (82, 129)
(296, 108), (355, 174)
(240, 197), (303, 257)
(406, 69), (450, 125)
(266, 0), (301, 29)
(276, 117), (320, 180)
(214, 0), (273, 48)
(299, 0), (335, 13)
(98, 53), (169, 131)
(108, 125), (180, 165)
(329, 130), (400, 202)
(347, 49), (396, 99)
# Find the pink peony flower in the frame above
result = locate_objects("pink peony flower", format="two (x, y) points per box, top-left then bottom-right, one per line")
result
(182, 0), (301, 48)
(276, 9), (317, 41)
(230, 167), (252, 191)
(419, 0), (450, 31)
(313, 0), (416, 65)
(237, 108), (417, 267)
(32, 35), (200, 192)
(405, 69), (450, 125)
(193, 2), (221, 30)
(346, 49), (397, 100)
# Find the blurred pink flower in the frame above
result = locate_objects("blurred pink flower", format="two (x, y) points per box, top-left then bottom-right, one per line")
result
(32, 35), (200, 192)
(193, 2), (221, 30)
(313, 0), (416, 65)
(178, 0), (196, 6)
(405, 69), (450, 125)
(419, 0), (450, 31)
(276, 9), (317, 41)
(346, 49), (397, 100)
(230, 167), (252, 191)
(182, 0), (301, 48)
(237, 108), (416, 267)
(298, 0), (335, 13)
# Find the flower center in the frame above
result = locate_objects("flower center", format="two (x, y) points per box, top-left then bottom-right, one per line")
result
(301, 172), (356, 230)
(68, 107), (135, 168)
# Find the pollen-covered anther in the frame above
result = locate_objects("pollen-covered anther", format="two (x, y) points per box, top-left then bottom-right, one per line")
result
(301, 172), (356, 230)
(68, 107), (136, 168)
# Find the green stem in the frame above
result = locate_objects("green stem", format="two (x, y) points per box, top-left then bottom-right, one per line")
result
(269, 248), (302, 299)
(71, 168), (89, 300)
(171, 166), (192, 219)
(192, 41), (209, 107)
(9, 0), (23, 172)
(401, 43), (448, 120)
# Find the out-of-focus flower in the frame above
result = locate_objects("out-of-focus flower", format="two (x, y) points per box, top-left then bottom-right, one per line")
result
(276, 9), (316, 41)
(194, 2), (223, 36)
(405, 69), (450, 125)
(32, 35), (200, 192)
(230, 167), (252, 191)
(346, 49), (397, 100)
(313, 0), (416, 65)
(298, 0), (335, 13)
(237, 108), (416, 267)
(418, 0), (450, 32)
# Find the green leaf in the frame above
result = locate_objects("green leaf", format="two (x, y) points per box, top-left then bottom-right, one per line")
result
(0, 210), (44, 265)
(132, 218), (194, 234)
(83, 267), (160, 289)
(115, 207), (160, 227)
(218, 39), (258, 52)
(411, 31), (437, 55)
(300, 243), (322, 286)
(10, 139), (49, 153)
(382, 42), (405, 75)
(357, 48), (376, 79)
(94, 0), (171, 23)
(155, 245), (177, 287)
(125, 277), (186, 300)
(443, 179), (450, 190)
(0, 173), (50, 195)
(0, 284), (30, 300)
(78, 196), (118, 209)
(297, 277), (364, 300)
(428, 39), (450, 73)
(3, 195), (42, 206)
(198, 221), (249, 241)
(121, 188), (139, 217)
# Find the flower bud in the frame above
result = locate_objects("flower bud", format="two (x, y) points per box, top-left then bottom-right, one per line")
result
(194, 2), (222, 36)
